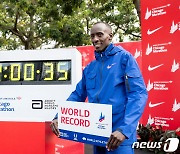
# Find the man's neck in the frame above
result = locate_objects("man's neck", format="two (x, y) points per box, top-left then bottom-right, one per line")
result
(96, 44), (110, 53)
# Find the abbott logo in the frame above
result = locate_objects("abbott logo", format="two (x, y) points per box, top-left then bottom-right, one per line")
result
(132, 138), (179, 152)
(32, 100), (43, 109)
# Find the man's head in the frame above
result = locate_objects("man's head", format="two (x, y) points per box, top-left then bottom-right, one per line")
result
(90, 22), (113, 52)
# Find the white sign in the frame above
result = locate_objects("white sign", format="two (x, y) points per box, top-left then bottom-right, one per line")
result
(58, 101), (112, 147)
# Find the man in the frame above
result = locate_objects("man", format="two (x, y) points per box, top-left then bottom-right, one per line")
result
(51, 22), (148, 154)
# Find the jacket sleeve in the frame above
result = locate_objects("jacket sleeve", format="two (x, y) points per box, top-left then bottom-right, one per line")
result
(53, 69), (87, 120)
(117, 53), (148, 139)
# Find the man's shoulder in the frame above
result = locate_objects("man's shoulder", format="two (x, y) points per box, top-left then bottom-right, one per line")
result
(83, 60), (97, 71)
(87, 59), (96, 66)
(114, 45), (130, 55)
(112, 45), (132, 61)
(112, 45), (136, 69)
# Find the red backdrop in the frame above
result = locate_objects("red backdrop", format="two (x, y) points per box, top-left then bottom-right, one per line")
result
(141, 0), (180, 130)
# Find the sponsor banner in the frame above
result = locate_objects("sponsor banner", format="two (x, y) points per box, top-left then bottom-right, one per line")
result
(147, 115), (174, 127)
(0, 96), (60, 122)
(58, 101), (112, 147)
(145, 42), (171, 56)
(143, 98), (180, 129)
(141, 0), (180, 130)
(147, 79), (173, 91)
(144, 3), (171, 20)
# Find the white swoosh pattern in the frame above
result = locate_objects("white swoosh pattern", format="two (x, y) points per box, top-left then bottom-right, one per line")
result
(149, 102), (165, 108)
(147, 26), (163, 35)
(148, 64), (164, 71)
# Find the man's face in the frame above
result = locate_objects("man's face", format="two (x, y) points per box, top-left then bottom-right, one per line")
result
(90, 23), (112, 52)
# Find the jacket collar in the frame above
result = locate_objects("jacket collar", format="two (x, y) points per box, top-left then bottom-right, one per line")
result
(95, 43), (118, 60)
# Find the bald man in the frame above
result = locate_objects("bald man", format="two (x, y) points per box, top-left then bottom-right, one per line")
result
(51, 22), (148, 154)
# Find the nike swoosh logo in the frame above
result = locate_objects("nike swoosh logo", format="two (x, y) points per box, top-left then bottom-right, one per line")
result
(107, 63), (116, 69)
(148, 64), (164, 71)
(147, 26), (163, 35)
(149, 102), (165, 108)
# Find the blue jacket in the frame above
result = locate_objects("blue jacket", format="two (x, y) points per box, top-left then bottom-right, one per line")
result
(56, 43), (148, 145)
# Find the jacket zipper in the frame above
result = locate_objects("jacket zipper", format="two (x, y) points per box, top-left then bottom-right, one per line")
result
(125, 74), (130, 92)
(96, 53), (104, 103)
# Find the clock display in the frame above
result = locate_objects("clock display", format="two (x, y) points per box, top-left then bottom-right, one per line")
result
(0, 60), (71, 85)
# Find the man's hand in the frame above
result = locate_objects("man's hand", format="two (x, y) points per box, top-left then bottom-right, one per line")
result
(50, 119), (60, 137)
(106, 130), (126, 151)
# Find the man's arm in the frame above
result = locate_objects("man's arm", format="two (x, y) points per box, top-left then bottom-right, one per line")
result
(107, 53), (148, 151)
(118, 53), (148, 138)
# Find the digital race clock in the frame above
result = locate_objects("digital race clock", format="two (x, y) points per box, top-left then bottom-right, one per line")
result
(0, 48), (82, 122)
(0, 60), (71, 84)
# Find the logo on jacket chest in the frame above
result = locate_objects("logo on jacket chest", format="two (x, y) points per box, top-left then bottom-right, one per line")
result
(107, 63), (116, 69)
